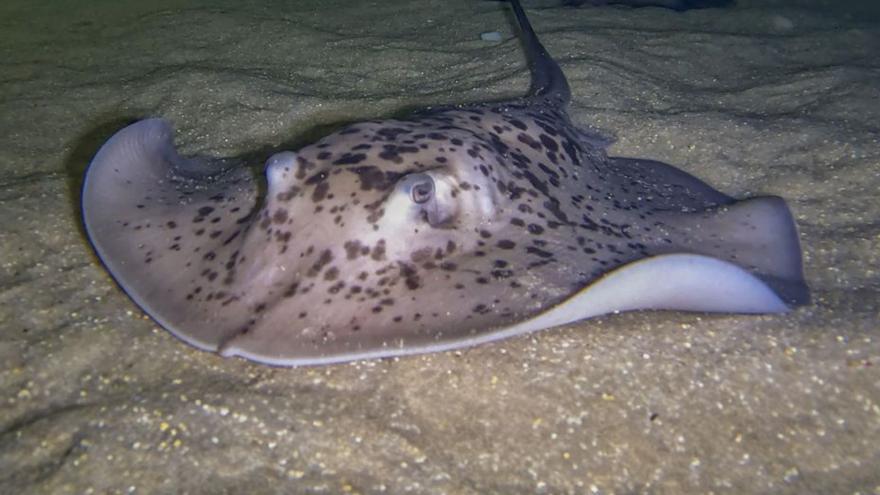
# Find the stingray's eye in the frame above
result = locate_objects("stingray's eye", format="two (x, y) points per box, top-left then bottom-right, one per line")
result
(390, 172), (457, 228)
(409, 175), (434, 204)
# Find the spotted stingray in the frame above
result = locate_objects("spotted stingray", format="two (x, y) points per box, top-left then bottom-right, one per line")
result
(82, 0), (808, 366)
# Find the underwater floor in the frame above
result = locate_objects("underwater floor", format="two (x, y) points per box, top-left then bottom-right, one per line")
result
(1, 0), (878, 492)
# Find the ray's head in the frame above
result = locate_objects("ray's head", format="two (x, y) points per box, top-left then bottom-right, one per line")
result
(250, 120), (503, 272)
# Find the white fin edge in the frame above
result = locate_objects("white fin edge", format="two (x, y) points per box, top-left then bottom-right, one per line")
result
(504, 253), (790, 336)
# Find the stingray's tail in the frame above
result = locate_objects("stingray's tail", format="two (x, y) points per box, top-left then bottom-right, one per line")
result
(508, 0), (571, 107)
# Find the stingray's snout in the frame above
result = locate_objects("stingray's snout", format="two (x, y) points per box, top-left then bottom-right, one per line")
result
(265, 151), (301, 197)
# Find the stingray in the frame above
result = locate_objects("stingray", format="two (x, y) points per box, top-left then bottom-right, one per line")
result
(82, 0), (808, 366)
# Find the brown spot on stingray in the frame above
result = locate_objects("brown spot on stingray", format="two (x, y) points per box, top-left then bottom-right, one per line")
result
(307, 249), (334, 277)
(371, 240), (387, 261)
(344, 240), (363, 260)
(273, 209), (289, 224)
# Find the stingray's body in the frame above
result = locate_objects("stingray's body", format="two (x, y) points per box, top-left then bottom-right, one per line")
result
(83, 0), (807, 365)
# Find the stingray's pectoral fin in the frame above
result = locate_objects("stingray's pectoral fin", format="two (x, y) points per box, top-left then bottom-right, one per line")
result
(82, 119), (260, 351)
(582, 254), (790, 314)
(656, 196), (809, 306)
(506, 254), (790, 336)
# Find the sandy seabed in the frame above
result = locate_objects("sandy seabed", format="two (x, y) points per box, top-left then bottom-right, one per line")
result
(1, 0), (878, 493)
